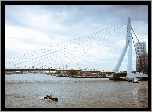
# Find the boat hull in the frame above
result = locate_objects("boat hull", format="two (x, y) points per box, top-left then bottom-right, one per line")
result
(44, 97), (58, 101)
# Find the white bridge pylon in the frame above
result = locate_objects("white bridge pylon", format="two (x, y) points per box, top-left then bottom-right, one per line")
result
(113, 17), (132, 77)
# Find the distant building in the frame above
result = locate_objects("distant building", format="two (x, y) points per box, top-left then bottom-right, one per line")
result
(135, 41), (148, 74)
(141, 53), (148, 74)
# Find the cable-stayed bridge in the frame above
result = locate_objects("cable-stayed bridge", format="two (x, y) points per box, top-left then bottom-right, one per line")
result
(5, 17), (148, 79)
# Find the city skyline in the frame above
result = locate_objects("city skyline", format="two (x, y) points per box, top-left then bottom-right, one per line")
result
(5, 5), (148, 71)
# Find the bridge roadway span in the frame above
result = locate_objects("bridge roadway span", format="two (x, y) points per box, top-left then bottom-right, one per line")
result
(6, 68), (58, 71)
(5, 69), (83, 71)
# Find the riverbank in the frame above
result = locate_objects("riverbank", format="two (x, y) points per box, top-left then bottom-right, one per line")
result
(70, 76), (107, 78)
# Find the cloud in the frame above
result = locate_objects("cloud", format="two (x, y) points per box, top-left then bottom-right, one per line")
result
(109, 5), (148, 23)
(5, 5), (148, 71)
(5, 25), (53, 48)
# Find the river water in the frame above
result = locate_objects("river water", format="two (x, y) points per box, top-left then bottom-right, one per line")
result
(5, 74), (148, 108)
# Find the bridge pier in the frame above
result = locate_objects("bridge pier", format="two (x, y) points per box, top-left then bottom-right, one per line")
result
(108, 73), (127, 80)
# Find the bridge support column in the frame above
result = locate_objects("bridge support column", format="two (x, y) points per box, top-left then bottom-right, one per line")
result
(127, 17), (132, 77)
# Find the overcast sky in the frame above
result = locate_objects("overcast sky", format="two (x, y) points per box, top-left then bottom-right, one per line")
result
(5, 5), (148, 71)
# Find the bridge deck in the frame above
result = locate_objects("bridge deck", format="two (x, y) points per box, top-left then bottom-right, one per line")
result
(5, 69), (82, 71)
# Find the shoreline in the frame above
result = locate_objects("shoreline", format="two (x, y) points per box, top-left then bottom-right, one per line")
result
(70, 76), (107, 78)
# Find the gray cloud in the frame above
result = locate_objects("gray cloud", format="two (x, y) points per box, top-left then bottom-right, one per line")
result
(5, 5), (148, 71)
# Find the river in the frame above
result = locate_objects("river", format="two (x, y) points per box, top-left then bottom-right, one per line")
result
(5, 73), (148, 108)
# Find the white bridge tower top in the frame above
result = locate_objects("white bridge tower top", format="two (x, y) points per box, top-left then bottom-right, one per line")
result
(113, 17), (132, 77)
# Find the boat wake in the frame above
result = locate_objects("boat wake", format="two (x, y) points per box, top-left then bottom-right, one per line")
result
(33, 96), (44, 100)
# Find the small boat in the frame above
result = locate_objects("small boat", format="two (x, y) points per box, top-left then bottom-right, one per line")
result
(132, 78), (139, 83)
(132, 80), (139, 83)
(44, 95), (58, 101)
